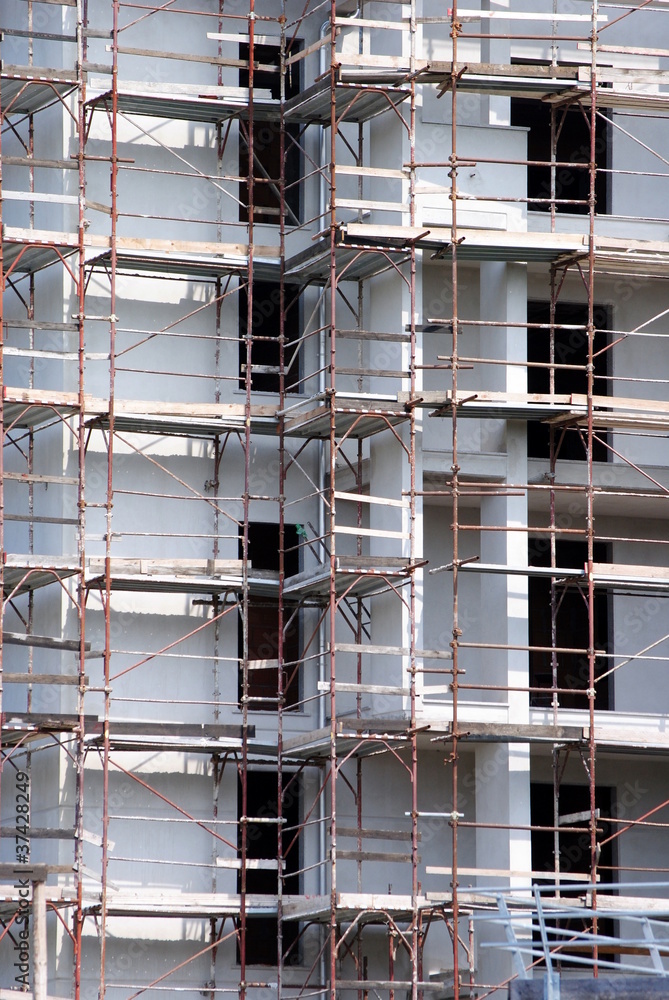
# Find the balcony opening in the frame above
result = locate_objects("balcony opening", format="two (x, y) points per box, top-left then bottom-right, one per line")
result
(238, 280), (301, 394)
(527, 300), (611, 461)
(239, 41), (302, 225)
(239, 522), (301, 711)
(511, 97), (610, 214)
(237, 769), (301, 966)
(531, 781), (616, 966)
(528, 539), (611, 710)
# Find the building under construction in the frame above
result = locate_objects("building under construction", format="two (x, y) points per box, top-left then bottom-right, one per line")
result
(3, 0), (669, 997)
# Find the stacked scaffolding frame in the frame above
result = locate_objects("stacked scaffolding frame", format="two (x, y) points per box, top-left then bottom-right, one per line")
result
(3, 0), (669, 999)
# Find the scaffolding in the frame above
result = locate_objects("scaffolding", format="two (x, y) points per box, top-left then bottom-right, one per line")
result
(3, 0), (669, 998)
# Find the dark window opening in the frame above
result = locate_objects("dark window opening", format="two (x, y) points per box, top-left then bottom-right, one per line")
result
(511, 97), (610, 214)
(528, 539), (611, 710)
(241, 521), (300, 577)
(239, 42), (302, 225)
(239, 523), (301, 711)
(531, 782), (615, 966)
(239, 280), (301, 394)
(527, 300), (611, 461)
(237, 770), (301, 966)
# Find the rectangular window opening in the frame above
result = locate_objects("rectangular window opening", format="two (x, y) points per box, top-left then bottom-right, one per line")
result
(238, 281), (301, 394)
(528, 539), (611, 710)
(527, 301), (611, 462)
(531, 782), (616, 967)
(238, 522), (301, 711)
(510, 95), (610, 215)
(239, 41), (302, 225)
(237, 770), (301, 966)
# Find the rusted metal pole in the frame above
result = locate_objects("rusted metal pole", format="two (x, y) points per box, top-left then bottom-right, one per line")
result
(239, 2), (255, 995)
(587, 0), (600, 973)
(75, 1), (87, 996)
(328, 2), (338, 997)
(449, 3), (462, 995)
(100, 3), (120, 995)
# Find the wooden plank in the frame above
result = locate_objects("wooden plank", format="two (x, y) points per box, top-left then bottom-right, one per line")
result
(335, 524), (409, 540)
(337, 850), (417, 863)
(86, 398), (276, 419)
(453, 722), (585, 743)
(398, 389), (574, 407)
(86, 199), (111, 216)
(336, 164), (406, 179)
(589, 894), (669, 913)
(205, 31), (278, 45)
(335, 491), (408, 508)
(284, 33), (332, 67)
(2, 712), (83, 731)
(334, 16), (405, 29)
(90, 78), (273, 101)
(336, 367), (408, 378)
(571, 392), (669, 414)
(338, 827), (417, 842)
(6, 512), (78, 525)
(111, 44), (279, 73)
(336, 555), (412, 568)
(2, 674), (86, 686)
(3, 631), (89, 652)
(82, 60), (114, 74)
(0, 827), (73, 840)
(4, 386), (79, 407)
(3, 190), (78, 205)
(336, 982), (444, 992)
(334, 642), (451, 659)
(426, 60), (578, 80)
(3, 346), (78, 360)
(103, 890), (278, 917)
(248, 659), (279, 671)
(3, 318), (77, 331)
(426, 866), (595, 881)
(96, 235), (280, 258)
(593, 562), (669, 580)
(334, 641), (409, 655)
(458, 8), (604, 19)
(584, 42), (669, 57)
(336, 329), (410, 342)
(98, 721), (250, 739)
(511, 979), (669, 1000)
(1, 65), (77, 81)
(559, 809), (599, 825)
(87, 557), (243, 577)
(579, 65), (669, 85)
(318, 681), (410, 696)
(345, 221), (590, 252)
(283, 404), (328, 432)
(4, 472), (79, 485)
(336, 198), (405, 213)
(336, 53), (411, 68)
(1, 157), (77, 170)
(336, 890), (417, 909)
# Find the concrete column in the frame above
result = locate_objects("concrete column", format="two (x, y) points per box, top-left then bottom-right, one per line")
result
(474, 262), (532, 981)
(481, 0), (511, 126)
(368, 266), (423, 711)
